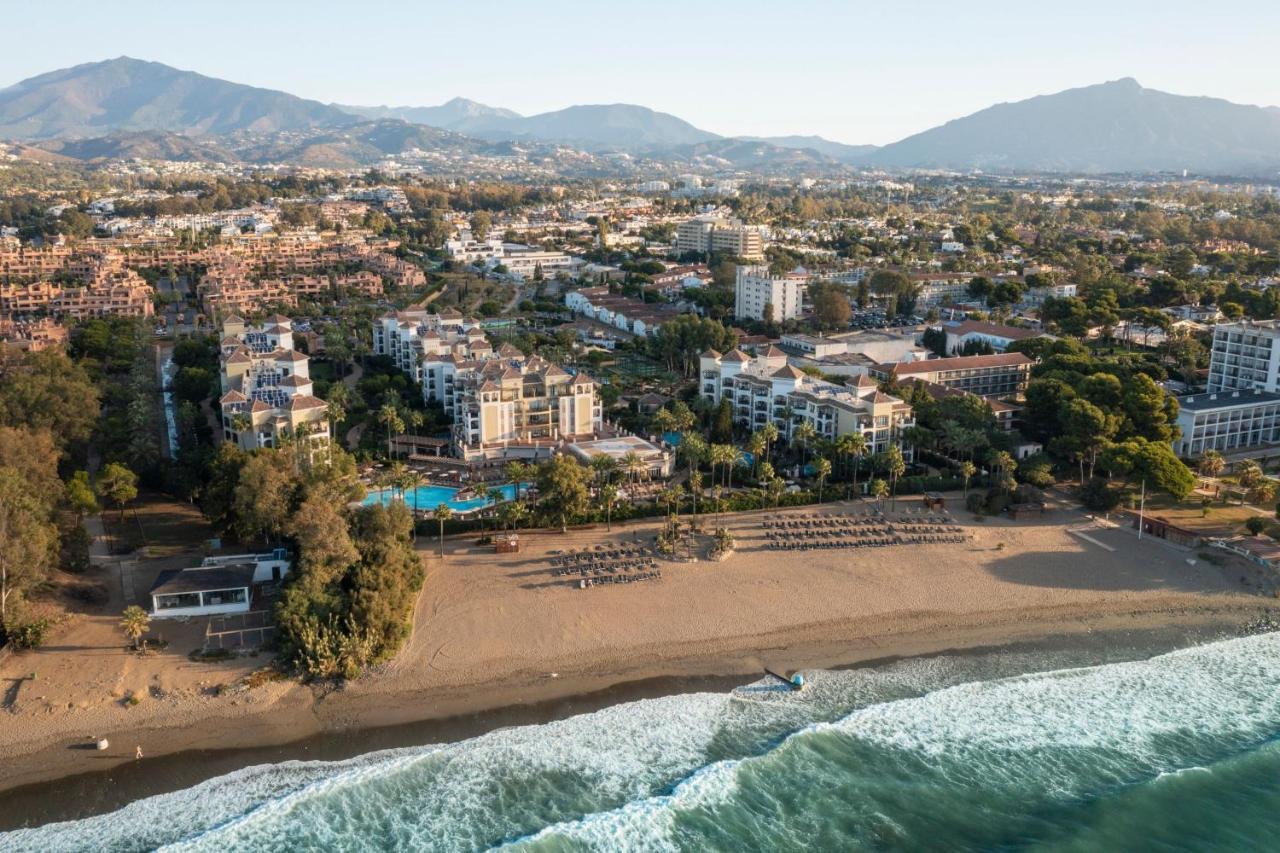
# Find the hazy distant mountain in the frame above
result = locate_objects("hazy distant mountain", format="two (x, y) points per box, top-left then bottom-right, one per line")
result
(867, 78), (1280, 175)
(0, 57), (354, 139)
(340, 99), (720, 152)
(336, 97), (522, 130)
(227, 119), (487, 168)
(31, 130), (236, 162)
(739, 135), (878, 164)
(660, 138), (846, 173)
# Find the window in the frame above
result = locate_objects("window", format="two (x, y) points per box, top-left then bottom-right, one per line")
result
(155, 592), (200, 610)
(202, 588), (248, 607)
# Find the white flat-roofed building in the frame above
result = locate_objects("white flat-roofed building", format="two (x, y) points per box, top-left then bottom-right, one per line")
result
(1174, 389), (1280, 457)
(780, 333), (847, 359)
(149, 564), (255, 619)
(1207, 319), (1280, 394)
(734, 265), (806, 322)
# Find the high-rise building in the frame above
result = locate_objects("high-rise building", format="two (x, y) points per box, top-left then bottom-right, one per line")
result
(1207, 319), (1280, 393)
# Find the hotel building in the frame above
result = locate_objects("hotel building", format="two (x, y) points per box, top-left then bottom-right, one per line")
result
(699, 346), (914, 458)
(217, 315), (330, 454)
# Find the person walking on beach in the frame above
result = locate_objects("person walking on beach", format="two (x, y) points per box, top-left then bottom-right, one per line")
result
(135, 745), (143, 760)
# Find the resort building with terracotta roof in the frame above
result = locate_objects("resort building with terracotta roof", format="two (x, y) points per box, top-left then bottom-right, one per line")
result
(869, 353), (1034, 400)
(699, 347), (914, 458)
(373, 308), (603, 459)
(217, 314), (330, 455)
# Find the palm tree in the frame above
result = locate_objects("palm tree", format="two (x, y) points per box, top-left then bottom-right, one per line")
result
(432, 503), (453, 558)
(960, 460), (977, 498)
(885, 445), (906, 511)
(724, 446), (744, 490)
(766, 476), (786, 510)
(589, 454), (617, 494)
(758, 461), (776, 503)
(844, 432), (868, 498)
(1237, 460), (1265, 505)
(870, 478), (889, 507)
(505, 460), (532, 501)
(794, 421), (817, 465)
(600, 483), (619, 531)
(759, 422), (779, 465)
(325, 397), (346, 444)
(688, 470), (703, 521)
(231, 412), (252, 446)
(621, 451), (645, 487)
(486, 488), (506, 531)
(679, 432), (707, 480)
(378, 404), (404, 460)
(652, 407), (678, 436)
(1198, 450), (1226, 479)
(747, 432), (766, 476)
(1247, 479), (1276, 508)
(814, 457), (832, 502)
(120, 605), (150, 651)
(660, 486), (682, 520)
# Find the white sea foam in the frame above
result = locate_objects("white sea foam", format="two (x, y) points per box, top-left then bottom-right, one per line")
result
(499, 633), (1280, 851)
(8, 634), (1278, 852)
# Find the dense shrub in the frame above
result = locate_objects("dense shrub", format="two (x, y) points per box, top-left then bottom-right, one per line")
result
(1079, 477), (1122, 512)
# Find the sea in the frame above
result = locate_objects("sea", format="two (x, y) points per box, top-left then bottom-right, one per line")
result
(5, 629), (1280, 852)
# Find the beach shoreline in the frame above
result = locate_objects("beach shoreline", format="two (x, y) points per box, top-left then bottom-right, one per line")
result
(0, 597), (1266, 830)
(3, 503), (1277, 829)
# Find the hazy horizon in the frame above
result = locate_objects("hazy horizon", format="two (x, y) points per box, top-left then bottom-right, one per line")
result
(4, 0), (1279, 145)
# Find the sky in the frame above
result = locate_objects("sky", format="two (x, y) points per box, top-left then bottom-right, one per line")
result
(4, 0), (1279, 145)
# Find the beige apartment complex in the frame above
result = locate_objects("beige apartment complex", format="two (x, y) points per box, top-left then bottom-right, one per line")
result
(452, 355), (601, 460)
(217, 315), (330, 455)
(675, 217), (765, 261)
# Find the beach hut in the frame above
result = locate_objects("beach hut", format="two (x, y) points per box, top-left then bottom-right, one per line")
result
(494, 532), (520, 554)
(922, 492), (945, 511)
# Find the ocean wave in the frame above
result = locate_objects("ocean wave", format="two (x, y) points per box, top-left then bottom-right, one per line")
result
(7, 633), (1279, 852)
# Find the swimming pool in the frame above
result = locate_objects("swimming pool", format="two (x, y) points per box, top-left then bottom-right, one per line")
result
(361, 482), (522, 513)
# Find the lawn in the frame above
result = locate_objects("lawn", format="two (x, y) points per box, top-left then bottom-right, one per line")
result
(1138, 492), (1265, 535)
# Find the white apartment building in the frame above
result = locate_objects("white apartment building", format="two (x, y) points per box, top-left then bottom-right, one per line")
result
(734, 265), (806, 322)
(1174, 389), (1280, 457)
(699, 347), (913, 458)
(675, 217), (765, 261)
(1207, 320), (1280, 394)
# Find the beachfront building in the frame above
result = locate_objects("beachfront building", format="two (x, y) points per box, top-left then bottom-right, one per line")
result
(1206, 319), (1280, 393)
(149, 565), (255, 618)
(699, 347), (914, 458)
(217, 314), (330, 455)
(567, 435), (674, 479)
(869, 353), (1034, 400)
(734, 265), (806, 322)
(1172, 389), (1280, 457)
(451, 355), (602, 461)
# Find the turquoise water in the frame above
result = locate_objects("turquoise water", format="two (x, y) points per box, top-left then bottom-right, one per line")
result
(7, 632), (1280, 851)
(362, 483), (521, 514)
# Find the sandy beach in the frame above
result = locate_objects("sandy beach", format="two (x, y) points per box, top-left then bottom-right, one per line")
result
(1, 497), (1273, 811)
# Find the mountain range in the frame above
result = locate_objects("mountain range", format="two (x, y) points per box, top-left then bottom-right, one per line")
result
(2, 58), (1279, 176)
